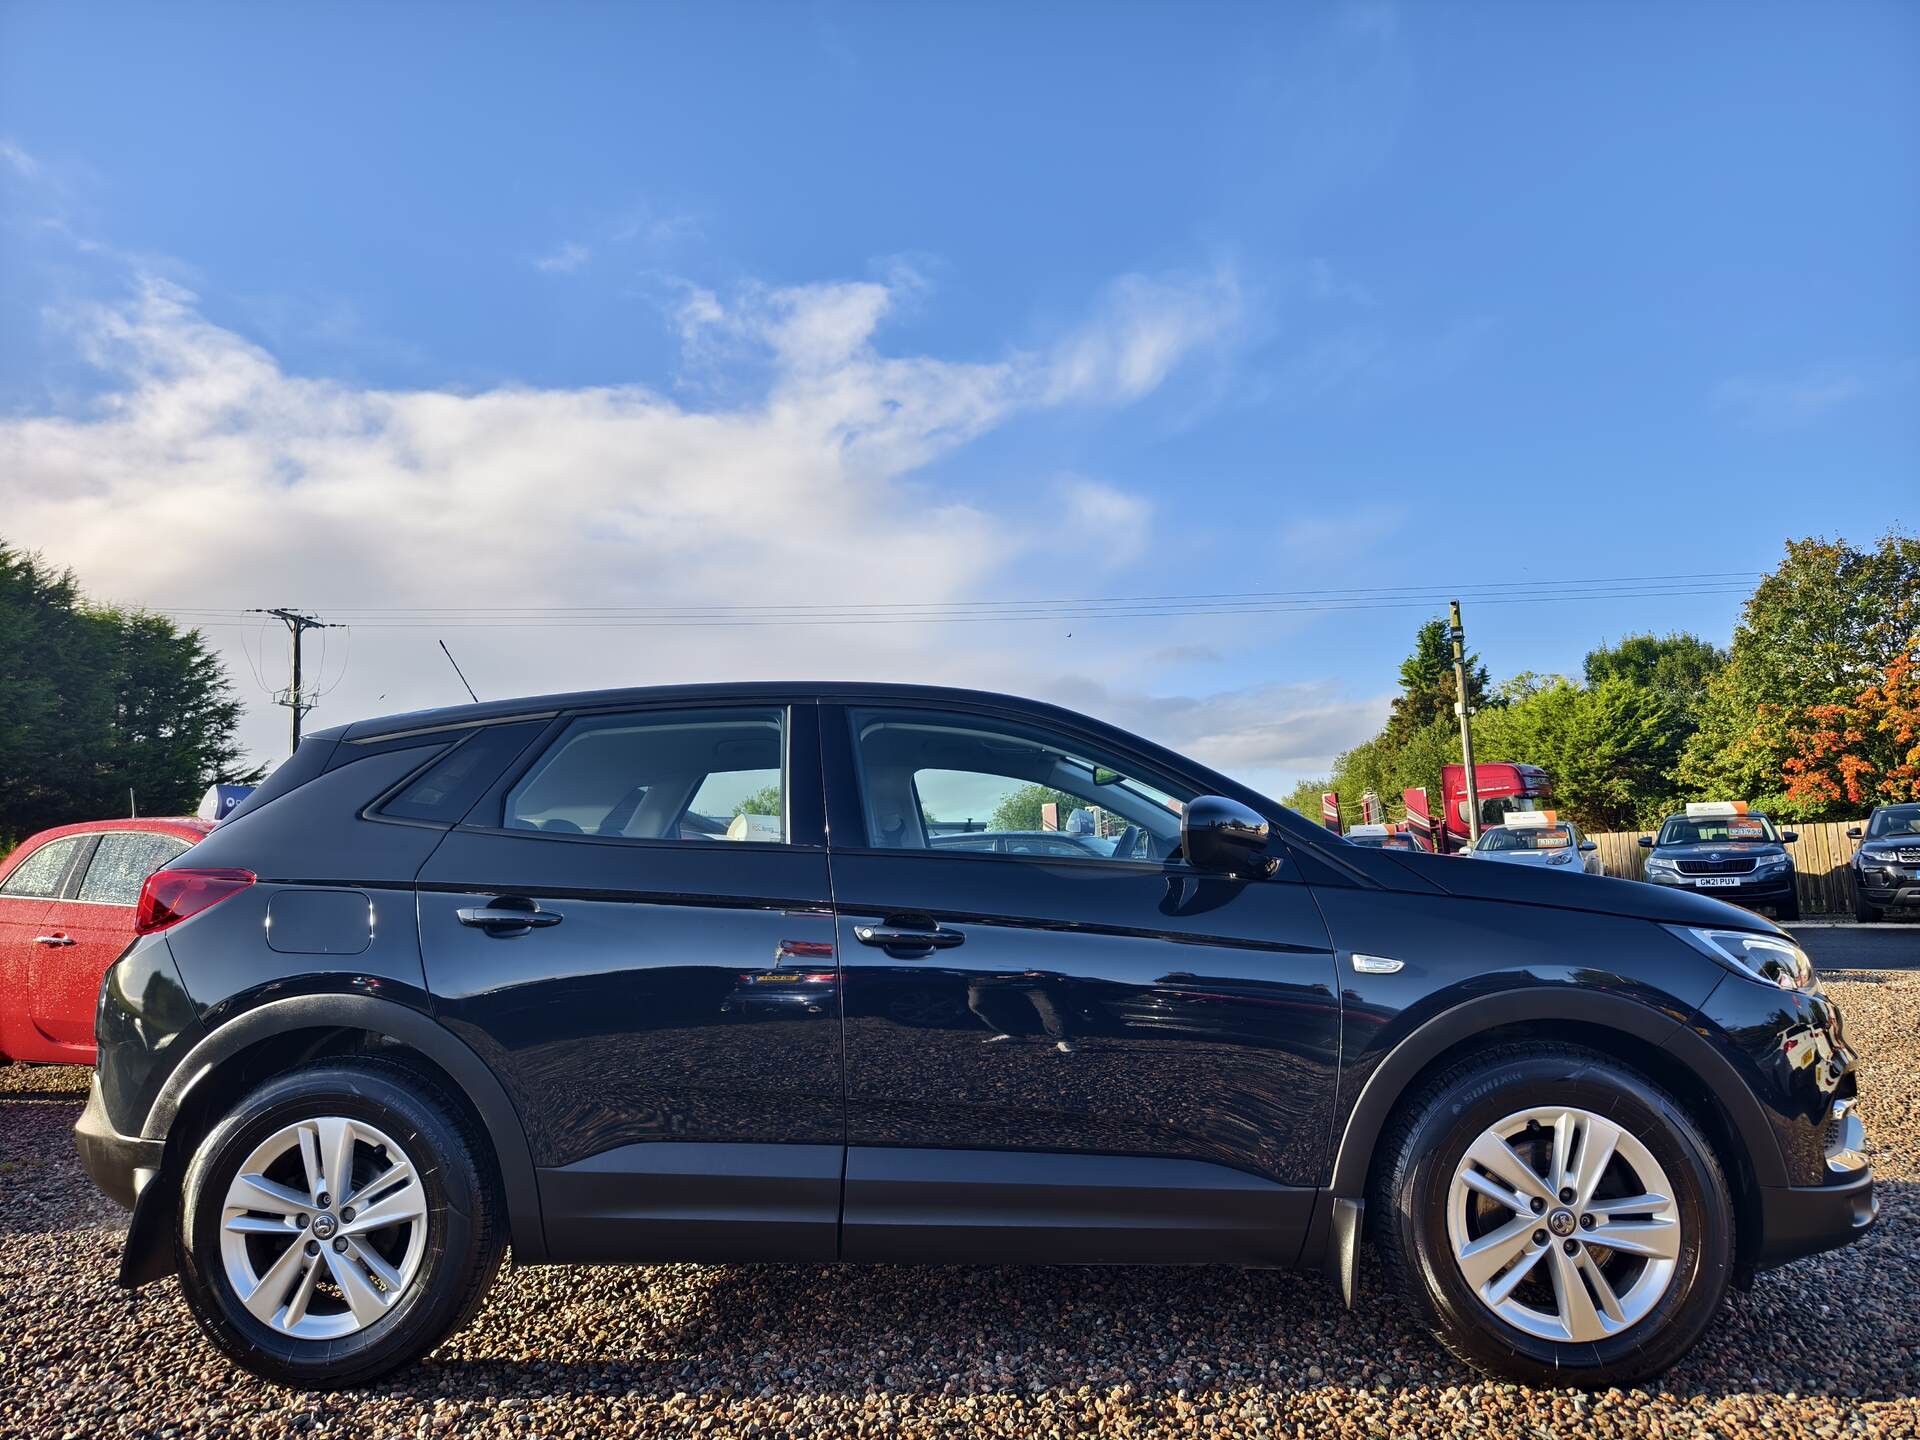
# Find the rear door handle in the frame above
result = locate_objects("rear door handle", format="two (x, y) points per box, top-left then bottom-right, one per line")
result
(33, 934), (75, 947)
(457, 904), (564, 934)
(853, 924), (965, 952)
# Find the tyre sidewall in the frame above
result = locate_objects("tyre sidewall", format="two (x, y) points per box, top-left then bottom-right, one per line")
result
(177, 1064), (480, 1387)
(1396, 1054), (1731, 1387)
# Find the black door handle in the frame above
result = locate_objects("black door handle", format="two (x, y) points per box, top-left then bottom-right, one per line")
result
(457, 902), (563, 935)
(853, 923), (965, 953)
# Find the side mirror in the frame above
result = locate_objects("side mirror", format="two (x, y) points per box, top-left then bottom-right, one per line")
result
(1579, 840), (1598, 852)
(1782, 831), (1799, 843)
(1847, 827), (1862, 839)
(1182, 795), (1274, 876)
(1638, 836), (1654, 848)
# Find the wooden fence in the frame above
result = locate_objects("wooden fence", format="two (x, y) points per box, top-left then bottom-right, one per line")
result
(1589, 819), (1869, 916)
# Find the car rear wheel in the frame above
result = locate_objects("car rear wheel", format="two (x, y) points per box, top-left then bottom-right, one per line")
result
(1373, 1043), (1732, 1388)
(175, 1060), (504, 1388)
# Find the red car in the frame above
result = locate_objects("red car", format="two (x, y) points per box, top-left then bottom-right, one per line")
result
(0, 817), (212, 1065)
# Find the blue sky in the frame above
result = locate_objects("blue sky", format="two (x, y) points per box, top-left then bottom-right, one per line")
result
(1, 1), (1914, 786)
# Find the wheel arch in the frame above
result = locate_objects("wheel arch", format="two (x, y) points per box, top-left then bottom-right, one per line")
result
(122, 994), (546, 1286)
(1324, 988), (1785, 1280)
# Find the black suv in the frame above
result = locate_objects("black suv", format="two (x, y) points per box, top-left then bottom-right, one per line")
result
(75, 684), (1873, 1390)
(1849, 802), (1920, 921)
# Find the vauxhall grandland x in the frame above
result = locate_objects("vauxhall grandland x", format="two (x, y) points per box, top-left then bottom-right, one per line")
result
(73, 684), (1874, 1389)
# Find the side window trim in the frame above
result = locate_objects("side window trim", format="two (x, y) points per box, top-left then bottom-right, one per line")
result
(54, 834), (103, 900)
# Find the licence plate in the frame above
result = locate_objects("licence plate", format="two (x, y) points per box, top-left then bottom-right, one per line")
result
(1693, 876), (1740, 888)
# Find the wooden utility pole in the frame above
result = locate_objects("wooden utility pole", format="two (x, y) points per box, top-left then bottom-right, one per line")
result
(251, 609), (339, 754)
(1450, 599), (1482, 844)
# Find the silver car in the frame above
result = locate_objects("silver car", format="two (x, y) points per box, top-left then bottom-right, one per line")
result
(1469, 818), (1603, 874)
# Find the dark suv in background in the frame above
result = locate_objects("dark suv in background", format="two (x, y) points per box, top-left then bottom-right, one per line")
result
(1849, 802), (1920, 921)
(76, 684), (1873, 1390)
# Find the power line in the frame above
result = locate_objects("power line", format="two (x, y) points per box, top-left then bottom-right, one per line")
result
(155, 570), (1763, 623)
(166, 584), (1753, 631)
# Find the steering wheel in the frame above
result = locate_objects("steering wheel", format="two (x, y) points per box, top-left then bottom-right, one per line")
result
(1113, 824), (1145, 861)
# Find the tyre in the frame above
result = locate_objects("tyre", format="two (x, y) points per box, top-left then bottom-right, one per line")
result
(1854, 884), (1882, 924)
(175, 1060), (504, 1388)
(1775, 893), (1801, 922)
(1373, 1044), (1732, 1389)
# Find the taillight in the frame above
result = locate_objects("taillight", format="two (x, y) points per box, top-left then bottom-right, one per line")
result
(134, 868), (255, 935)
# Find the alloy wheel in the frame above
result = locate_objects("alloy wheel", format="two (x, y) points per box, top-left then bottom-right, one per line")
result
(217, 1116), (429, 1339)
(1445, 1105), (1681, 1344)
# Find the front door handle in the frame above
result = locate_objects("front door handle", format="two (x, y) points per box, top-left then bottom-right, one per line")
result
(457, 904), (564, 935)
(853, 924), (965, 953)
(33, 934), (75, 947)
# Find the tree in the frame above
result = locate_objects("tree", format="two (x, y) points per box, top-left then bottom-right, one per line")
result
(1782, 653), (1920, 811)
(1384, 618), (1490, 748)
(1474, 676), (1688, 831)
(0, 541), (256, 843)
(1679, 533), (1920, 814)
(1583, 632), (1726, 719)
(990, 784), (1083, 832)
(732, 783), (783, 817)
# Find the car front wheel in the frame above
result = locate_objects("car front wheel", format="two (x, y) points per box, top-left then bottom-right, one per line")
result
(1374, 1043), (1732, 1388)
(175, 1060), (504, 1388)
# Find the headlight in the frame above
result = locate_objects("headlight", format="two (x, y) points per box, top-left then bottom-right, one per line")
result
(1667, 925), (1815, 991)
(1753, 852), (1789, 870)
(1645, 857), (1681, 879)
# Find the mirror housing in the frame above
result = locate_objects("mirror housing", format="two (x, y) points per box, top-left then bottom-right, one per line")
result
(1579, 840), (1598, 852)
(1847, 826), (1863, 839)
(1638, 835), (1654, 848)
(1182, 795), (1275, 876)
(1782, 830), (1799, 843)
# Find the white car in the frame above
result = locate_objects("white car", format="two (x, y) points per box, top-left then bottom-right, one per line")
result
(1469, 818), (1603, 874)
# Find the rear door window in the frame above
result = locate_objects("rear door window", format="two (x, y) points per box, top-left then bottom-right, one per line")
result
(0, 836), (89, 898)
(502, 707), (788, 843)
(76, 832), (193, 906)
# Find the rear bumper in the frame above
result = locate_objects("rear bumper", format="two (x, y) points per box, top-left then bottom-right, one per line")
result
(1753, 1169), (1877, 1270)
(74, 1074), (162, 1212)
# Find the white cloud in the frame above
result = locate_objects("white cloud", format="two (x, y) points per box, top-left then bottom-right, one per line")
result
(0, 138), (37, 178)
(1046, 268), (1242, 404)
(533, 240), (591, 274)
(1056, 476), (1153, 567)
(0, 266), (1308, 776)
(1713, 364), (1913, 429)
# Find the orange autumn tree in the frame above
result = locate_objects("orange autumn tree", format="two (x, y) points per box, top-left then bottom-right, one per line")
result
(1783, 651), (1920, 810)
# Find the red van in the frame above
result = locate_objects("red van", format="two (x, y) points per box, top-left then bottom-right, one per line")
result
(0, 817), (211, 1065)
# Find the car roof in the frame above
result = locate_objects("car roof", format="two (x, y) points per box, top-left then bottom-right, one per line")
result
(329, 681), (1150, 742)
(0, 816), (213, 873)
(7, 817), (213, 845)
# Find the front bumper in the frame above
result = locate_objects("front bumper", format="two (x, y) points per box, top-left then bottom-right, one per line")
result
(1754, 1172), (1877, 1268)
(74, 1073), (162, 1211)
(1751, 1096), (1876, 1270)
(1647, 870), (1796, 908)
(1853, 865), (1920, 907)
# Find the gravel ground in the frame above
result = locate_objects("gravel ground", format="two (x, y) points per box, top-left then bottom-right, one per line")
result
(3, 971), (1916, 1439)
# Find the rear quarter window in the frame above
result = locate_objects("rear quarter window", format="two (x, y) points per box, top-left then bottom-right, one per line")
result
(77, 832), (193, 906)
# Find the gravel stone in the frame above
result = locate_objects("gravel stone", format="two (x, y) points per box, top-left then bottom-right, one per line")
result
(2, 967), (1916, 1437)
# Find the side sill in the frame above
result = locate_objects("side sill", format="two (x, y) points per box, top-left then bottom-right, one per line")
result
(841, 1146), (1314, 1267)
(538, 1141), (842, 1264)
